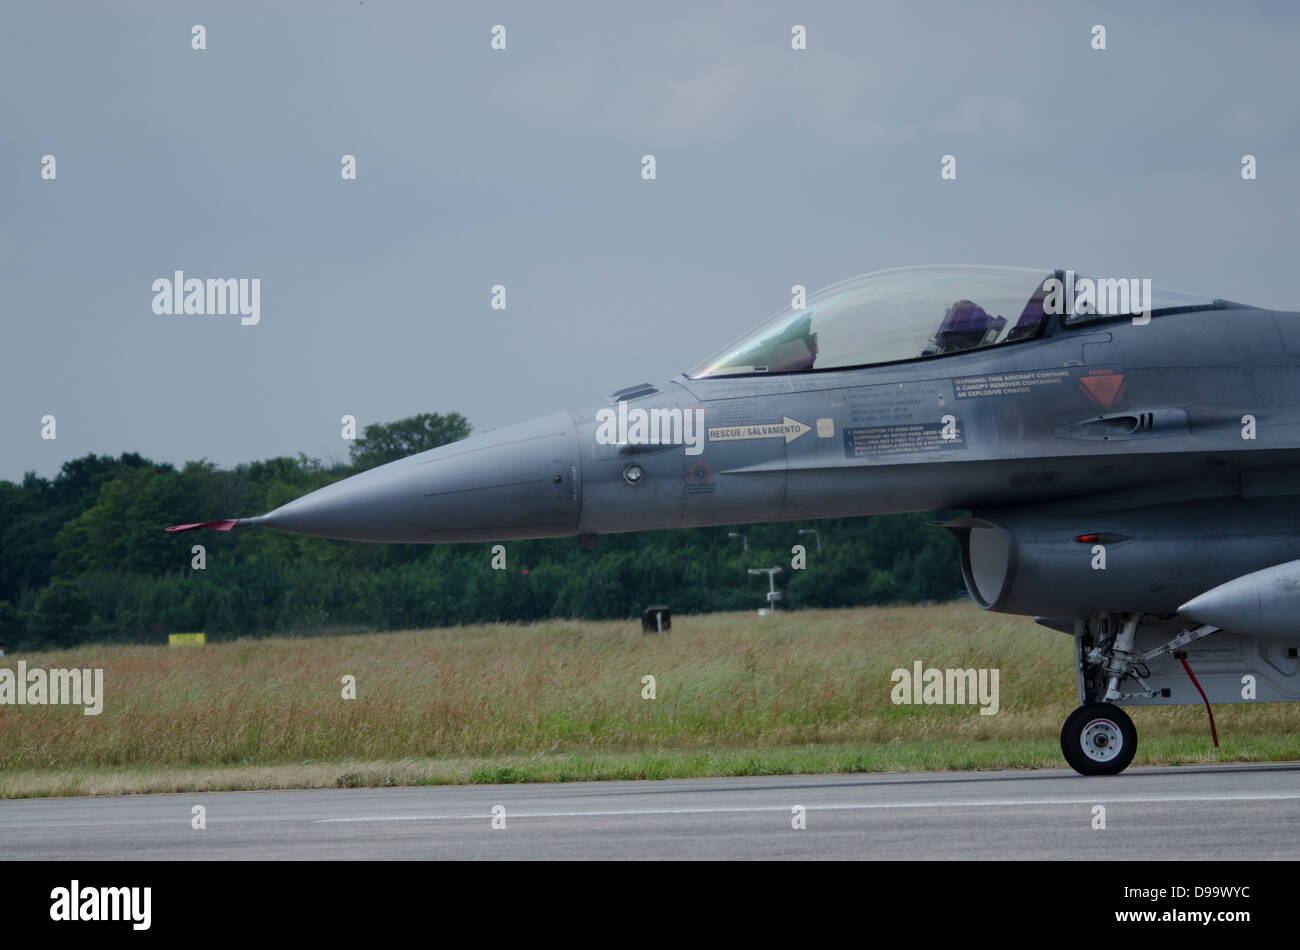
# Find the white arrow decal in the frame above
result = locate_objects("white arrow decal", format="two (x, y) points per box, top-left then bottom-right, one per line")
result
(707, 417), (812, 445)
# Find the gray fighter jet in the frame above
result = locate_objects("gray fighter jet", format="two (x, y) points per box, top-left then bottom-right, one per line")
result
(170, 265), (1300, 775)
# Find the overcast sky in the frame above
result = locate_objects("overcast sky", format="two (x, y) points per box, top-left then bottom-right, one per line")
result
(3, 0), (1298, 482)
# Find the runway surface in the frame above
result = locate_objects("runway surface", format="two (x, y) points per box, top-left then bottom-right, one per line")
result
(2, 762), (1298, 859)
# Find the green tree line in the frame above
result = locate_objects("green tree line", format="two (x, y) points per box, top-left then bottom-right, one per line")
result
(0, 412), (964, 652)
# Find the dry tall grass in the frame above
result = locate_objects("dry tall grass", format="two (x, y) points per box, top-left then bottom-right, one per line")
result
(3, 603), (1296, 775)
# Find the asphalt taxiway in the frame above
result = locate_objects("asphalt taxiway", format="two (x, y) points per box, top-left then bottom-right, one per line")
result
(2, 762), (1297, 859)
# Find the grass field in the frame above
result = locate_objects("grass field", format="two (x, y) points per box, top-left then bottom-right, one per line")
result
(1, 603), (1297, 798)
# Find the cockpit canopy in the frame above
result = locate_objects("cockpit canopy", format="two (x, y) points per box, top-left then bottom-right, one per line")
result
(688, 265), (1218, 379)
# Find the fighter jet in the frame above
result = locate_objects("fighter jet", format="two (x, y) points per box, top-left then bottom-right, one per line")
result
(169, 264), (1300, 776)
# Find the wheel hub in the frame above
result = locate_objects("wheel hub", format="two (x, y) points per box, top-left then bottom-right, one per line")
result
(1080, 718), (1123, 763)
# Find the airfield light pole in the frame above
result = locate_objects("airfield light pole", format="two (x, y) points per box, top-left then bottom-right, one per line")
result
(747, 566), (784, 611)
(728, 531), (748, 552)
(797, 528), (821, 552)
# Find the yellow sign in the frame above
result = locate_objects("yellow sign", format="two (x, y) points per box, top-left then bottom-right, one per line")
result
(168, 633), (206, 646)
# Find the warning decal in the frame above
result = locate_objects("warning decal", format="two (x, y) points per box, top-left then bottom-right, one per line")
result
(954, 368), (1071, 399)
(1079, 370), (1127, 409)
(843, 422), (966, 457)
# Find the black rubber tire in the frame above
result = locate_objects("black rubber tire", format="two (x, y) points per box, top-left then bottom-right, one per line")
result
(1060, 702), (1137, 776)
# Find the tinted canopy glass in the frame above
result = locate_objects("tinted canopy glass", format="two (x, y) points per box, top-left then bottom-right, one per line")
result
(690, 266), (1056, 379)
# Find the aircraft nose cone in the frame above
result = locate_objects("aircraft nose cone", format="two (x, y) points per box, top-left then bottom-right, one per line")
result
(250, 412), (582, 542)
